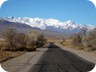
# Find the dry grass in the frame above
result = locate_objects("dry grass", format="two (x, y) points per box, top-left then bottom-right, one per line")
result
(0, 40), (7, 50)
(46, 37), (63, 43)
(61, 39), (96, 52)
(0, 51), (24, 63)
(61, 39), (74, 48)
(61, 39), (84, 50)
(48, 39), (62, 43)
(0, 40), (24, 63)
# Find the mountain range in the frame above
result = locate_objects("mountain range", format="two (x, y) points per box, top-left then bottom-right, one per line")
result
(0, 16), (95, 36)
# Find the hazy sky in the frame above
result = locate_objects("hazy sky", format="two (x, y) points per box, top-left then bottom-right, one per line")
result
(0, 0), (96, 25)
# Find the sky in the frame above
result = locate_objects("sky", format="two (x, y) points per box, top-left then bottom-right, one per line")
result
(0, 0), (96, 25)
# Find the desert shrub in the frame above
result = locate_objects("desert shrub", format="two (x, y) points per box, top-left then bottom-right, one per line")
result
(72, 28), (96, 51)
(3, 28), (27, 51)
(27, 31), (47, 49)
(82, 28), (96, 50)
(72, 28), (87, 46)
(15, 33), (27, 49)
(72, 33), (83, 46)
(3, 28), (47, 51)
(0, 44), (3, 51)
(3, 28), (17, 48)
(0, 41), (7, 51)
(36, 33), (47, 48)
(26, 31), (39, 50)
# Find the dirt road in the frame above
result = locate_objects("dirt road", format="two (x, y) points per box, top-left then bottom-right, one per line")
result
(2, 43), (95, 72)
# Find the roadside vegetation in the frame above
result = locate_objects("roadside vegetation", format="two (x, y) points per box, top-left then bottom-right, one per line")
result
(0, 28), (47, 63)
(61, 28), (96, 52)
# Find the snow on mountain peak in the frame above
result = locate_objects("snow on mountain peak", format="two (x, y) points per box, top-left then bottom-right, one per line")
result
(1, 16), (93, 32)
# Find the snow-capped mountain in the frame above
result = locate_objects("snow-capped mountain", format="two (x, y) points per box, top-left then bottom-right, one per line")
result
(0, 16), (94, 33)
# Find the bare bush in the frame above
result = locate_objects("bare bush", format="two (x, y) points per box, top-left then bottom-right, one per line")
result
(72, 28), (88, 46)
(15, 33), (27, 49)
(3, 28), (17, 48)
(72, 28), (96, 51)
(36, 33), (47, 48)
(72, 33), (82, 46)
(3, 28), (47, 51)
(27, 31), (47, 48)
(82, 28), (96, 50)
(26, 31), (39, 50)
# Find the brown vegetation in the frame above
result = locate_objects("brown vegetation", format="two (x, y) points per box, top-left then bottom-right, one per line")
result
(0, 28), (47, 62)
(62, 28), (96, 51)
(1, 28), (47, 51)
(35, 33), (47, 48)
(0, 51), (24, 63)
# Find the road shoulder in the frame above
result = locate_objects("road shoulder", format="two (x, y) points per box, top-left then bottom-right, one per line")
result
(55, 43), (96, 64)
